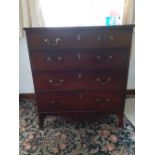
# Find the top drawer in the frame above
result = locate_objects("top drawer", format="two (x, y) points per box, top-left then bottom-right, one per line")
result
(25, 27), (133, 50)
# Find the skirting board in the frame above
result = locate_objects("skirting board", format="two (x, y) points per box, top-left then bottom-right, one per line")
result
(19, 93), (36, 101)
(19, 89), (135, 101)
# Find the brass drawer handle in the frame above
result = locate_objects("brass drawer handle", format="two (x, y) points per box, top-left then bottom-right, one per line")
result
(96, 55), (112, 62)
(46, 56), (63, 63)
(78, 73), (82, 79)
(50, 100), (64, 104)
(97, 35), (115, 41)
(44, 37), (61, 46)
(49, 79), (64, 86)
(96, 98), (111, 105)
(97, 37), (102, 41)
(96, 77), (111, 85)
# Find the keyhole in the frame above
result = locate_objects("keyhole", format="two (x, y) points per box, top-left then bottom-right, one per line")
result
(78, 73), (82, 79)
(79, 93), (82, 99)
(77, 53), (81, 60)
(77, 34), (81, 40)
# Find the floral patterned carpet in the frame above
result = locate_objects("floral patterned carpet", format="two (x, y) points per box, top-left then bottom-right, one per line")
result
(19, 99), (135, 155)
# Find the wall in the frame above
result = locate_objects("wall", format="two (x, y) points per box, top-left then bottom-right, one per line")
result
(19, 37), (34, 93)
(19, 33), (135, 93)
(127, 30), (135, 89)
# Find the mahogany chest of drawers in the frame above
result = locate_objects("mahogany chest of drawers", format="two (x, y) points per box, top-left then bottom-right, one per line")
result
(24, 25), (134, 128)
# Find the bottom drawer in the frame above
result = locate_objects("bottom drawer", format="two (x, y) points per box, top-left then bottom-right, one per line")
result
(36, 91), (124, 112)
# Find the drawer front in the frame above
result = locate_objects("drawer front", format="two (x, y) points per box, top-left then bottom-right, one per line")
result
(34, 71), (126, 91)
(36, 91), (124, 112)
(27, 28), (132, 50)
(31, 49), (128, 70)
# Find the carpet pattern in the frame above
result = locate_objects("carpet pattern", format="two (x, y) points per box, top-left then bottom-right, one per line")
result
(19, 99), (135, 155)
